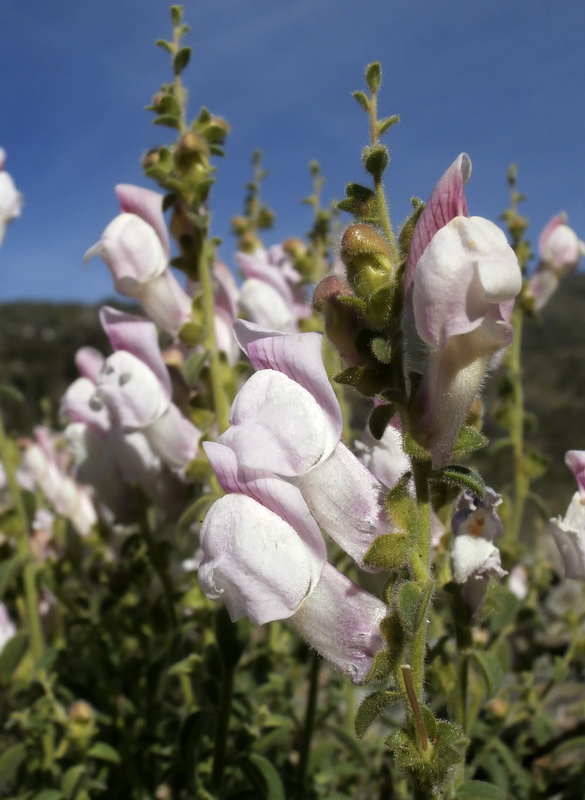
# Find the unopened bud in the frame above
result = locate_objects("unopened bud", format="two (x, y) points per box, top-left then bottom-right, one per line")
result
(177, 131), (209, 157)
(313, 274), (367, 366)
(231, 215), (249, 236)
(142, 149), (162, 170)
(341, 224), (394, 299)
(68, 700), (93, 725)
(283, 237), (308, 260)
(238, 230), (262, 253)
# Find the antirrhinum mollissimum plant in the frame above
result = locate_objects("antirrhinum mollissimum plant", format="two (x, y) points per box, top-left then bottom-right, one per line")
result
(3, 8), (585, 800)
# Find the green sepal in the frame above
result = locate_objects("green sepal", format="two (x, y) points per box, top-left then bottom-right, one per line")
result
(430, 464), (486, 497)
(363, 143), (389, 178)
(333, 365), (387, 396)
(173, 46), (191, 75)
(455, 780), (506, 799)
(366, 284), (398, 328)
(377, 115), (400, 136)
(387, 714), (466, 794)
(355, 689), (402, 738)
(453, 425), (488, 457)
(364, 531), (410, 571)
(352, 90), (369, 111)
(86, 742), (121, 764)
(365, 61), (382, 93)
(363, 646), (394, 683)
(467, 649), (503, 699)
(368, 402), (395, 440)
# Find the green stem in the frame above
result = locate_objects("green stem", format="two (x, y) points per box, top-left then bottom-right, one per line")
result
(368, 93), (399, 264)
(141, 509), (178, 633)
(199, 245), (230, 434)
(298, 653), (321, 792)
(211, 665), (234, 793)
(409, 460), (432, 703)
(0, 412), (44, 664)
(504, 306), (528, 547)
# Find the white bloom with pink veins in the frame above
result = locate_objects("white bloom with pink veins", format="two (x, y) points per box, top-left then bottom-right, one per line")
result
(199, 449), (386, 683)
(215, 320), (390, 570)
(85, 184), (192, 336)
(406, 154), (522, 466)
(236, 245), (310, 333)
(0, 149), (22, 246)
(91, 307), (201, 472)
(551, 450), (585, 580)
(528, 213), (585, 311)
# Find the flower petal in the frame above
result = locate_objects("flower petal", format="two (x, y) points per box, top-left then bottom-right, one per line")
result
(115, 184), (170, 257)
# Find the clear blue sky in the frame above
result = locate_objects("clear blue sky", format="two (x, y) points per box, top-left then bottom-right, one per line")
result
(1, 0), (584, 301)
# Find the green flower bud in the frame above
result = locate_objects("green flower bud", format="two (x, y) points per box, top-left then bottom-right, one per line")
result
(341, 225), (394, 299)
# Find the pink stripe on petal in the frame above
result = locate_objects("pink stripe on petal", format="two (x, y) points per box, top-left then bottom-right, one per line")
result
(116, 184), (170, 257)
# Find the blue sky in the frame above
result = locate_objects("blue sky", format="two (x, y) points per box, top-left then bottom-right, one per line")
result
(1, 0), (584, 301)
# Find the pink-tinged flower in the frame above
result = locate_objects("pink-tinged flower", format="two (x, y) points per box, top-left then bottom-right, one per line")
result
(199, 479), (386, 683)
(236, 245), (310, 333)
(84, 185), (192, 336)
(354, 418), (410, 490)
(0, 603), (16, 653)
(91, 307), (201, 471)
(216, 321), (390, 569)
(528, 213), (585, 310)
(212, 260), (241, 364)
(550, 450), (585, 580)
(21, 427), (97, 536)
(407, 155), (522, 466)
(450, 488), (506, 611)
(0, 149), (23, 246)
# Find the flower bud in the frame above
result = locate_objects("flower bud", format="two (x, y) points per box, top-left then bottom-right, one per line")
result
(340, 225), (393, 299)
(282, 237), (308, 260)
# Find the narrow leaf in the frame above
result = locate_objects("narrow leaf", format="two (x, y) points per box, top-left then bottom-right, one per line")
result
(468, 650), (503, 699)
(87, 742), (121, 764)
(173, 46), (191, 75)
(431, 464), (486, 497)
(355, 690), (402, 738)
(0, 631), (28, 684)
(0, 742), (26, 785)
(244, 753), (285, 800)
(455, 780), (506, 799)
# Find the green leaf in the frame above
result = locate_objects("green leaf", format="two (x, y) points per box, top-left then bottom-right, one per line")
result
(243, 753), (285, 800)
(397, 580), (433, 638)
(155, 38), (173, 54)
(364, 532), (409, 570)
(0, 555), (25, 599)
(368, 402), (395, 440)
(468, 650), (503, 699)
(352, 90), (369, 111)
(455, 781), (506, 799)
(430, 464), (486, 497)
(153, 114), (180, 129)
(170, 5), (183, 25)
(32, 791), (65, 800)
(377, 115), (400, 136)
(0, 384), (25, 405)
(355, 690), (402, 738)
(453, 425), (488, 457)
(0, 631), (28, 684)
(370, 336), (393, 365)
(365, 62), (381, 93)
(61, 764), (86, 798)
(0, 742), (26, 785)
(173, 46), (191, 75)
(87, 742), (121, 764)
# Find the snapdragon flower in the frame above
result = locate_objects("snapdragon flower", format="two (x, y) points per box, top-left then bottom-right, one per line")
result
(0, 149), (22, 246)
(528, 213), (585, 310)
(85, 184), (192, 336)
(450, 489), (506, 611)
(406, 154), (522, 466)
(236, 245), (310, 332)
(216, 320), (390, 569)
(199, 445), (386, 683)
(550, 450), (585, 580)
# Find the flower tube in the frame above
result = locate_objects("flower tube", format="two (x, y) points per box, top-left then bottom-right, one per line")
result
(551, 450), (585, 580)
(406, 155), (522, 466)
